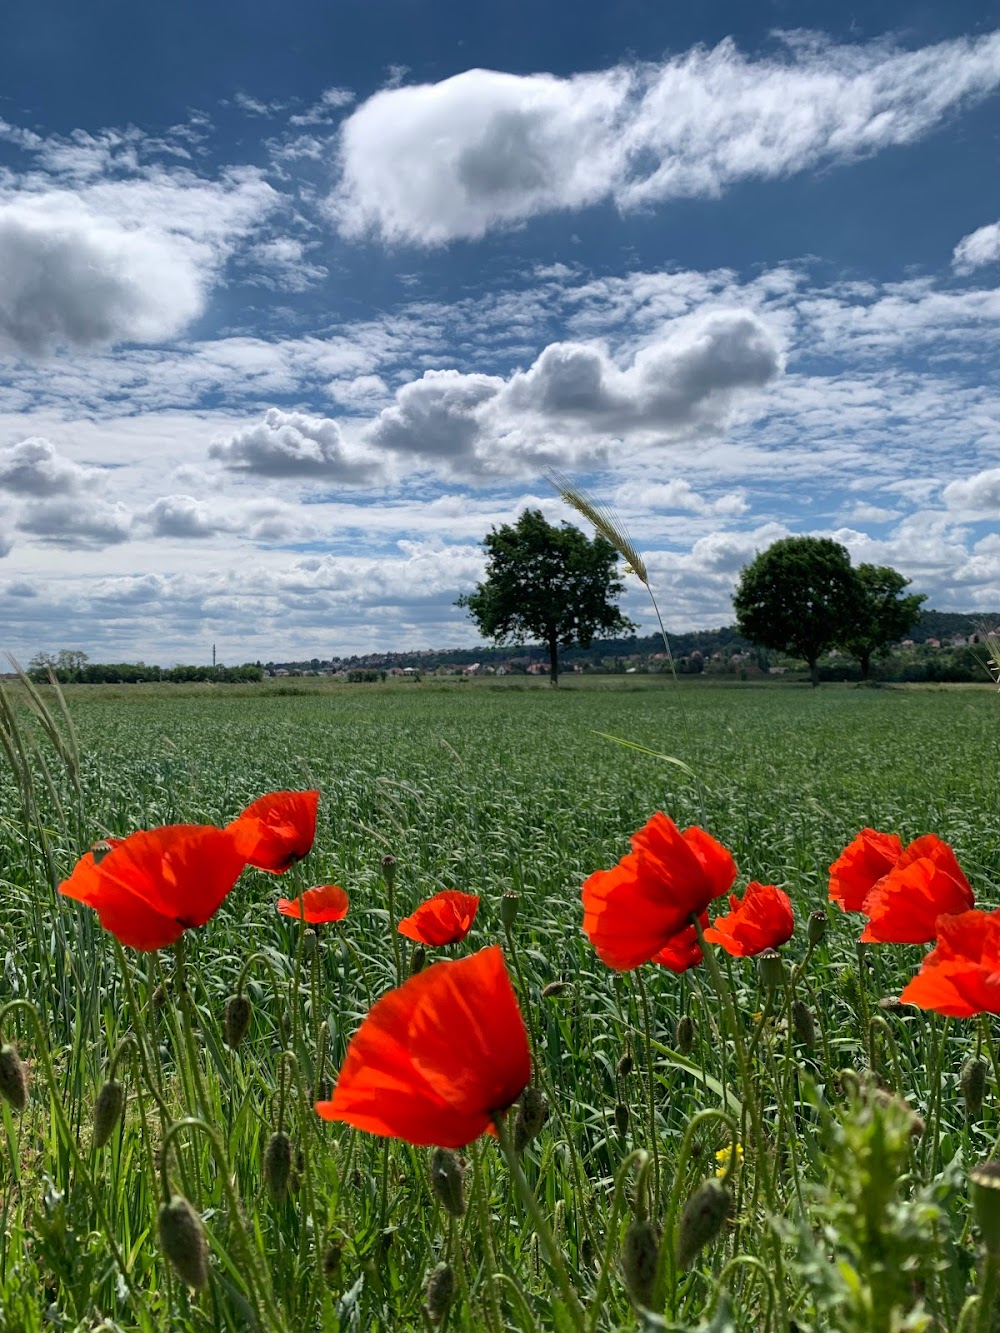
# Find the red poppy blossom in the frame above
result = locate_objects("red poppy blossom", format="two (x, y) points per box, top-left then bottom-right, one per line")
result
(230, 790), (319, 873)
(703, 882), (795, 958)
(59, 825), (247, 951)
(829, 829), (903, 912)
(397, 890), (479, 946)
(316, 944), (531, 1148)
(900, 909), (1000, 1016)
(651, 913), (707, 973)
(277, 884), (349, 924)
(860, 834), (974, 944)
(582, 813), (737, 971)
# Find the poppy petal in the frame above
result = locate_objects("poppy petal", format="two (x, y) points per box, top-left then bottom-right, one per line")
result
(397, 891), (480, 946)
(231, 790), (319, 873)
(703, 882), (795, 958)
(829, 829), (903, 912)
(277, 884), (349, 924)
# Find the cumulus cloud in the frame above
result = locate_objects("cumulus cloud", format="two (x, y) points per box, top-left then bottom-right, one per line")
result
(139, 493), (309, 543)
(368, 369), (503, 458)
(953, 221), (1000, 274)
(0, 437), (93, 495)
(614, 478), (748, 516)
(334, 32), (1000, 244)
(210, 406), (380, 480)
(943, 467), (1000, 513)
(17, 497), (132, 547)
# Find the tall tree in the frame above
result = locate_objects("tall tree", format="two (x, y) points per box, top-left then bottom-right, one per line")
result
(457, 509), (635, 685)
(732, 537), (861, 686)
(840, 564), (926, 681)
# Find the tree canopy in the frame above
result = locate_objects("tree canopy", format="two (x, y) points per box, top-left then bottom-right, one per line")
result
(457, 509), (635, 684)
(840, 564), (926, 680)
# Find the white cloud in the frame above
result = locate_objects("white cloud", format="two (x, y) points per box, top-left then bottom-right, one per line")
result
(0, 437), (93, 495)
(334, 32), (1000, 244)
(17, 497), (132, 547)
(953, 221), (1000, 274)
(614, 478), (749, 516)
(290, 87), (355, 126)
(943, 467), (1000, 514)
(139, 493), (309, 543)
(210, 407), (382, 481)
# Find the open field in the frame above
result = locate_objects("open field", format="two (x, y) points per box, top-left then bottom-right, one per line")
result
(1, 677), (999, 1331)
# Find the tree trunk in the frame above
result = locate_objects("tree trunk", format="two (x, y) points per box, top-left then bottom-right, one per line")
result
(809, 656), (820, 688)
(548, 631), (559, 686)
(860, 651), (871, 682)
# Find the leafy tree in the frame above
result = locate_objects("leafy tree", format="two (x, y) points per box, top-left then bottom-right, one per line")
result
(839, 564), (926, 681)
(732, 537), (860, 687)
(457, 509), (635, 685)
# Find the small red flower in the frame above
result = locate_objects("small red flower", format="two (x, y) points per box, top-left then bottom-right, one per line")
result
(59, 825), (247, 951)
(277, 884), (349, 924)
(316, 944), (531, 1148)
(829, 829), (903, 912)
(651, 913), (707, 973)
(900, 909), (1000, 1016)
(582, 813), (737, 971)
(230, 790), (319, 873)
(703, 882), (795, 958)
(860, 834), (974, 944)
(398, 890), (479, 946)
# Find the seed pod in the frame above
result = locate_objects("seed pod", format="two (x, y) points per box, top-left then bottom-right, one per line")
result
(676, 1177), (731, 1270)
(322, 1239), (343, 1284)
(675, 1015), (694, 1055)
(380, 854), (397, 890)
(757, 949), (785, 992)
(614, 1102), (629, 1137)
(972, 1161), (1000, 1256)
(158, 1195), (209, 1290)
(513, 1085), (548, 1151)
(409, 945), (426, 976)
(622, 1217), (660, 1308)
(93, 1079), (125, 1149)
(264, 1130), (293, 1203)
(429, 1147), (465, 1218)
(90, 839), (114, 864)
(807, 910), (828, 946)
(0, 1045), (27, 1113)
(500, 891), (520, 928)
(791, 999), (816, 1050)
(962, 1057), (988, 1123)
(425, 1262), (455, 1323)
(302, 928), (318, 958)
(223, 993), (252, 1049)
(541, 980), (570, 998)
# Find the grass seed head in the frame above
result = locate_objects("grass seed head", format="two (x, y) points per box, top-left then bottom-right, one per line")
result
(426, 1262), (455, 1322)
(622, 1217), (659, 1309)
(158, 1195), (208, 1290)
(264, 1130), (293, 1203)
(791, 999), (817, 1049)
(675, 1015), (695, 1055)
(223, 993), (252, 1048)
(961, 1057), (988, 1123)
(93, 1079), (125, 1148)
(429, 1147), (466, 1218)
(677, 1177), (731, 1270)
(513, 1085), (549, 1150)
(0, 1045), (27, 1113)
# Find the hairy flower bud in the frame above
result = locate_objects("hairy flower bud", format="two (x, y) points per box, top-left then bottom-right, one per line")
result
(264, 1130), (293, 1203)
(513, 1086), (549, 1151)
(158, 1195), (209, 1290)
(791, 999), (816, 1050)
(409, 945), (426, 976)
(541, 979), (571, 998)
(223, 993), (252, 1049)
(675, 1015), (695, 1056)
(0, 1045), (27, 1113)
(429, 1147), (465, 1218)
(622, 1218), (660, 1309)
(616, 1049), (634, 1079)
(677, 1178), (731, 1270)
(962, 1057), (988, 1123)
(425, 1262), (455, 1323)
(614, 1102), (630, 1137)
(322, 1238), (343, 1284)
(93, 1079), (125, 1149)
(500, 891), (520, 928)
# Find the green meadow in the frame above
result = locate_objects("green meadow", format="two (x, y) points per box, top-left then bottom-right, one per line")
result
(1, 676), (999, 1331)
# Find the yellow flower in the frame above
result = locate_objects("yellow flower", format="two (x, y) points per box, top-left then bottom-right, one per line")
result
(715, 1142), (744, 1178)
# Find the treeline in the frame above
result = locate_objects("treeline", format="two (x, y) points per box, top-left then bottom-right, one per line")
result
(27, 661), (263, 685)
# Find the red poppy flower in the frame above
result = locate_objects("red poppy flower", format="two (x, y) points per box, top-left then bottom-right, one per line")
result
(582, 813), (737, 971)
(703, 882), (795, 958)
(277, 884), (349, 924)
(59, 825), (247, 951)
(651, 913), (707, 973)
(230, 790), (319, 873)
(829, 829), (903, 912)
(860, 834), (974, 944)
(397, 890), (479, 946)
(900, 909), (1000, 1016)
(316, 944), (531, 1147)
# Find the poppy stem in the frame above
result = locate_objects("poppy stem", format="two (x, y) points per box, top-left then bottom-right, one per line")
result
(979, 1017), (1000, 1160)
(469, 1137), (504, 1333)
(633, 968), (662, 1217)
(587, 1148), (648, 1333)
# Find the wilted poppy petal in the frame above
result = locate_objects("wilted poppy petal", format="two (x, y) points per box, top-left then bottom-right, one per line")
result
(860, 835), (974, 944)
(317, 944), (530, 1148)
(829, 829), (903, 912)
(703, 882), (795, 958)
(231, 790), (319, 873)
(398, 891), (479, 946)
(277, 884), (349, 924)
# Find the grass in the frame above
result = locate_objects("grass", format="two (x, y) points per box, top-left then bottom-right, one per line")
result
(0, 676), (998, 1330)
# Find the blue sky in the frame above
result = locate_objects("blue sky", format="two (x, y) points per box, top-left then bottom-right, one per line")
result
(0, 2), (998, 663)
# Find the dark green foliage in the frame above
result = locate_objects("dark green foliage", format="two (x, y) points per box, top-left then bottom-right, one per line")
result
(840, 564), (926, 680)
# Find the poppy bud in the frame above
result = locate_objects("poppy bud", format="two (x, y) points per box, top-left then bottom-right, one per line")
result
(264, 1130), (293, 1203)
(429, 1147), (465, 1218)
(807, 910), (828, 946)
(971, 1161), (1000, 1256)
(223, 993), (252, 1049)
(541, 980), (570, 998)
(962, 1057), (988, 1123)
(426, 1262), (454, 1323)
(757, 949), (785, 992)
(93, 1079), (125, 1149)
(500, 891), (520, 928)
(878, 996), (904, 1015)
(158, 1195), (209, 1290)
(409, 945), (426, 976)
(675, 1015), (695, 1055)
(616, 1050), (634, 1079)
(151, 984), (168, 1012)
(380, 855), (396, 890)
(614, 1102), (629, 1136)
(322, 1238), (343, 1284)
(791, 999), (816, 1050)
(622, 1217), (659, 1309)
(676, 1177), (731, 1270)
(0, 1045), (28, 1113)
(580, 1234), (596, 1266)
(513, 1086), (548, 1151)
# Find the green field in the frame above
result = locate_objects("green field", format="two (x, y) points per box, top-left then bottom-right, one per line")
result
(1, 677), (999, 1331)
